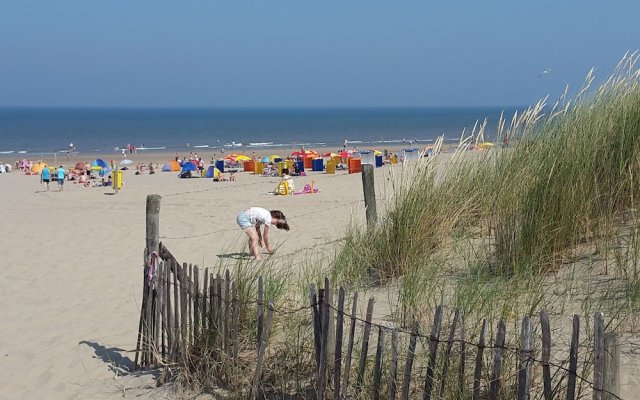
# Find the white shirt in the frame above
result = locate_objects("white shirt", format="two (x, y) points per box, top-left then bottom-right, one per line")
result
(245, 207), (272, 226)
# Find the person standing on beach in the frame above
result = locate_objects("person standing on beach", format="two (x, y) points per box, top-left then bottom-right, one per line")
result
(236, 207), (289, 260)
(41, 166), (51, 191)
(56, 165), (66, 191)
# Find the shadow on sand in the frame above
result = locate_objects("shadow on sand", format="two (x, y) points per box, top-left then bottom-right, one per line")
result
(79, 340), (154, 377)
(216, 252), (251, 260)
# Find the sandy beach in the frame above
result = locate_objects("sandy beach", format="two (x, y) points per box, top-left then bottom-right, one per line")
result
(0, 149), (401, 399)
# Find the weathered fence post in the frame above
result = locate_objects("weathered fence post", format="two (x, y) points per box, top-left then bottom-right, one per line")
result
(390, 329), (399, 400)
(361, 164), (377, 226)
(439, 309), (459, 400)
(401, 321), (419, 400)
(334, 287), (345, 400)
(472, 319), (486, 400)
(318, 279), (331, 399)
(251, 302), (274, 400)
(603, 332), (620, 400)
(373, 326), (385, 400)
(258, 276), (264, 353)
(517, 316), (532, 400)
(539, 310), (552, 400)
(488, 320), (506, 400)
(342, 292), (358, 396)
(423, 305), (443, 400)
(145, 194), (161, 255)
(593, 312), (605, 400)
(567, 315), (580, 400)
(356, 297), (375, 393)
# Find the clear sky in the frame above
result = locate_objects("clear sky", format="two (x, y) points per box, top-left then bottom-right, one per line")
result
(1, 1), (639, 108)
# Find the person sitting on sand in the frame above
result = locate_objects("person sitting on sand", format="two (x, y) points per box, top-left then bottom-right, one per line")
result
(236, 208), (289, 261)
(106, 175), (113, 187)
(229, 171), (236, 181)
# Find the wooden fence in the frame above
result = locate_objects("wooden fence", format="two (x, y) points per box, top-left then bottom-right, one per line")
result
(134, 244), (622, 400)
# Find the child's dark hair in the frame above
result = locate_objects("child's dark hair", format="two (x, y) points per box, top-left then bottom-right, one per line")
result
(270, 210), (290, 231)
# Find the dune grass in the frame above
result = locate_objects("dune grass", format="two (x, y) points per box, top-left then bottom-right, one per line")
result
(327, 53), (640, 342)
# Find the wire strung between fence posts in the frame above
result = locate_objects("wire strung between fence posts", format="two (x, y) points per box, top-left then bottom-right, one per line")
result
(158, 199), (363, 240)
(190, 289), (628, 400)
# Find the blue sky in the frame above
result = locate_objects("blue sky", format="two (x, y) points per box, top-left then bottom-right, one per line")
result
(1, 1), (639, 107)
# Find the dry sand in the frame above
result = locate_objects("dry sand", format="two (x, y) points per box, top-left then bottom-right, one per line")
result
(0, 149), (397, 399)
(2, 147), (639, 399)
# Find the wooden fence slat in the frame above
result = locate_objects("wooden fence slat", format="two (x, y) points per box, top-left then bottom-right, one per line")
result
(472, 319), (486, 400)
(372, 326), (385, 400)
(438, 309), (459, 400)
(258, 276), (264, 353)
(153, 263), (162, 366)
(164, 257), (172, 360)
(566, 314), (580, 400)
(458, 315), (465, 399)
(134, 250), (148, 369)
(210, 274), (216, 347)
(540, 310), (552, 400)
(603, 332), (620, 400)
(251, 302), (274, 400)
(309, 283), (321, 369)
(180, 263), (188, 348)
(172, 260), (180, 359)
(593, 312), (605, 400)
(356, 297), (375, 393)
(517, 316), (533, 400)
(327, 279), (335, 382)
(318, 278), (331, 399)
(202, 267), (209, 332)
(423, 305), (443, 400)
(400, 321), (419, 400)
(188, 264), (193, 345)
(216, 273), (223, 350)
(390, 329), (399, 400)
(342, 291), (358, 396)
(488, 319), (506, 400)
(334, 287), (345, 400)
(194, 265), (200, 338)
(224, 270), (231, 355)
(232, 281), (240, 361)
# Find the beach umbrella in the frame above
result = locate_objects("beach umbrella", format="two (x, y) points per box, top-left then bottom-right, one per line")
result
(75, 162), (85, 170)
(91, 159), (108, 169)
(120, 159), (133, 165)
(290, 151), (304, 156)
(269, 154), (282, 162)
(91, 165), (103, 171)
(338, 150), (350, 158)
(323, 152), (337, 157)
(31, 162), (48, 174)
(261, 156), (270, 163)
(373, 150), (382, 155)
(235, 155), (251, 162)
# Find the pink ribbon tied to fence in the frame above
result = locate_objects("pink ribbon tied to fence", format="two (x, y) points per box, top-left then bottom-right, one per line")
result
(146, 251), (159, 285)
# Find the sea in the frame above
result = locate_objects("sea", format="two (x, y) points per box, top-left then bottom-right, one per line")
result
(0, 107), (521, 156)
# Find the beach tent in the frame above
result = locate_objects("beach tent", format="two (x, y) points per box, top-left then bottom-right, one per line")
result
(162, 162), (172, 172)
(31, 162), (48, 174)
(205, 166), (222, 179)
(91, 159), (108, 169)
(181, 161), (197, 172)
(169, 160), (181, 171)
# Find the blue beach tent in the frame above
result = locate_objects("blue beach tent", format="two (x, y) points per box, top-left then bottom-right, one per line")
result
(181, 161), (197, 172)
(162, 162), (172, 172)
